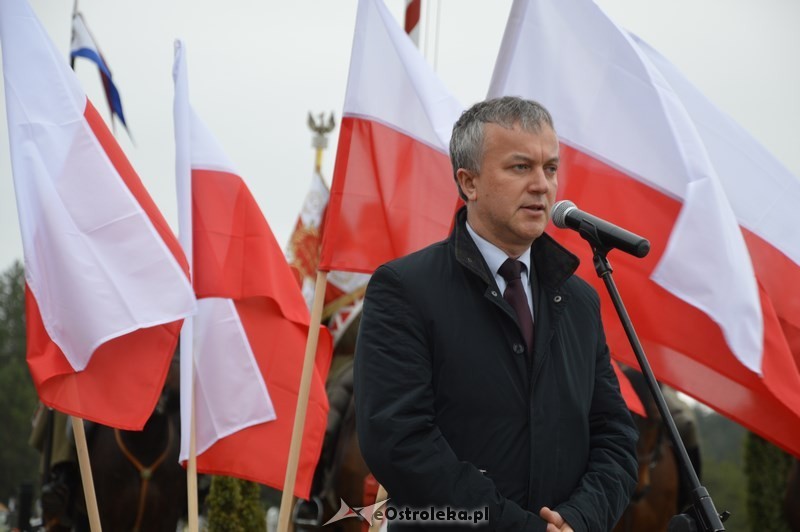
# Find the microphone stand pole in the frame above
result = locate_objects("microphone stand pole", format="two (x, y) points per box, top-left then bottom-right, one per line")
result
(577, 220), (727, 532)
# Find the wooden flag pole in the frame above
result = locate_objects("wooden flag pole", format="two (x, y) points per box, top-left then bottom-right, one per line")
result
(276, 111), (335, 531)
(187, 388), (199, 532)
(277, 269), (329, 532)
(175, 43), (197, 530)
(179, 312), (199, 531)
(71, 416), (102, 531)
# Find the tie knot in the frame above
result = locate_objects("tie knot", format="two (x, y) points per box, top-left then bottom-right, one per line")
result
(498, 258), (524, 282)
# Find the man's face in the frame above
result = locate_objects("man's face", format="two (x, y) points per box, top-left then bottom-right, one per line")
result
(458, 122), (559, 257)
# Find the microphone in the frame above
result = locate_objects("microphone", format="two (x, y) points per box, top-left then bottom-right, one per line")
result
(551, 200), (650, 258)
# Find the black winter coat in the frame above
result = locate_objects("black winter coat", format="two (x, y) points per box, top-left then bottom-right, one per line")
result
(354, 209), (638, 531)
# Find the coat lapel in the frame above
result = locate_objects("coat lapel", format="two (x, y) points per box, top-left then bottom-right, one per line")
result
(451, 207), (580, 389)
(453, 211), (530, 389)
(530, 234), (579, 380)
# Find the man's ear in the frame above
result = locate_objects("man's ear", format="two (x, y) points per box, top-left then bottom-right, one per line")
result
(456, 168), (478, 201)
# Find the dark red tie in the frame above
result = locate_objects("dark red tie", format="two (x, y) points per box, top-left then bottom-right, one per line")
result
(498, 258), (534, 353)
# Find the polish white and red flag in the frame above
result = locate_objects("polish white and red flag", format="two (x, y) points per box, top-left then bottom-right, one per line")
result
(173, 41), (332, 497)
(288, 0), (427, 345)
(490, 0), (800, 454)
(319, 0), (462, 275)
(0, 0), (196, 429)
(320, 0), (645, 416)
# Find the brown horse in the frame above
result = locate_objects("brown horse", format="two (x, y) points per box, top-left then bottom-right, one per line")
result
(310, 361), (372, 532)
(290, 310), (375, 532)
(43, 357), (186, 532)
(613, 367), (681, 532)
(84, 389), (186, 531)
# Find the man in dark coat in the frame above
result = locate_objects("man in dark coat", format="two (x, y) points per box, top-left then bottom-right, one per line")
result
(354, 96), (637, 531)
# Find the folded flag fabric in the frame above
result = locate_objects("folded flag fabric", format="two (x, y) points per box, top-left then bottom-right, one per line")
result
(1, 0), (196, 429)
(489, 0), (800, 454)
(174, 40), (332, 498)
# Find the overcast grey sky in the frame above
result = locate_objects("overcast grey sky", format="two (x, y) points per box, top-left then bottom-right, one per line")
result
(1, 0), (798, 274)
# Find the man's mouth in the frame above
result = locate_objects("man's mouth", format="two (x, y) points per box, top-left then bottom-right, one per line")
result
(522, 204), (546, 213)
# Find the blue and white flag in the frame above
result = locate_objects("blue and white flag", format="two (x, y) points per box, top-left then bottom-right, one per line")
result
(70, 12), (128, 132)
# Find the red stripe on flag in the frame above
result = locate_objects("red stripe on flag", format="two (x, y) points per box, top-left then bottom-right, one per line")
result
(189, 167), (331, 496)
(404, 0), (421, 35)
(192, 169), (311, 321)
(194, 298), (331, 499)
(320, 116), (460, 274)
(743, 231), (800, 368)
(553, 145), (800, 455)
(26, 288), (180, 430)
(26, 100), (184, 430)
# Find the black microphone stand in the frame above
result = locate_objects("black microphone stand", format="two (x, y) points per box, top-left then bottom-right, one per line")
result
(575, 220), (728, 532)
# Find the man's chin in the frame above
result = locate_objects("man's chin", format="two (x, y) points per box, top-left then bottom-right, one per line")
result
(517, 225), (546, 243)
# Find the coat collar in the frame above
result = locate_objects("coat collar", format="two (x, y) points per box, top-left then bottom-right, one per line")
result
(451, 206), (579, 288)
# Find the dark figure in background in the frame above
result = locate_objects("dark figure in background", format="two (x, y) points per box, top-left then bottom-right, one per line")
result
(29, 407), (83, 531)
(661, 385), (702, 510)
(354, 96), (638, 531)
(614, 368), (681, 532)
(299, 317), (372, 532)
(785, 458), (800, 531)
(29, 354), (186, 532)
(86, 386), (186, 532)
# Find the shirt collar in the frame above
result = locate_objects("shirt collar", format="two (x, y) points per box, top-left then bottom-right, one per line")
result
(466, 222), (532, 277)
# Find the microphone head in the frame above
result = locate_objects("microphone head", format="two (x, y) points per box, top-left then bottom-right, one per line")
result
(551, 200), (576, 229)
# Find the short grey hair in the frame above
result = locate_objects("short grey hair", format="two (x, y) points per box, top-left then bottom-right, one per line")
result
(449, 96), (555, 201)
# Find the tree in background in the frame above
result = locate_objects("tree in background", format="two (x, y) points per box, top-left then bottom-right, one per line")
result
(205, 475), (265, 532)
(744, 433), (792, 532)
(240, 479), (266, 531)
(0, 261), (39, 504)
(692, 405), (748, 530)
(206, 476), (243, 532)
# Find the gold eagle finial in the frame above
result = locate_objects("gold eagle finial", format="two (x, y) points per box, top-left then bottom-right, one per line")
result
(308, 112), (336, 149)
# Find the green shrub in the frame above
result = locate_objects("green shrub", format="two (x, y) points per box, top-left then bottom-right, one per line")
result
(205, 476), (265, 532)
(744, 433), (792, 532)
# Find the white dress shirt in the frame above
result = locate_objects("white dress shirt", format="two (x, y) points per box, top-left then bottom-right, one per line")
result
(466, 222), (534, 319)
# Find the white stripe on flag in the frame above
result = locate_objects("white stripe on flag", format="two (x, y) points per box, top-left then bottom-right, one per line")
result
(190, 298), (276, 457)
(1, 0), (195, 371)
(344, 0), (461, 152)
(173, 40), (276, 462)
(489, 0), (763, 371)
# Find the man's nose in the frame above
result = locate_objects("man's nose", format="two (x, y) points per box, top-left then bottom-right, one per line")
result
(527, 168), (549, 192)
